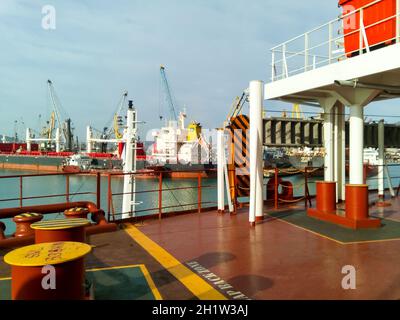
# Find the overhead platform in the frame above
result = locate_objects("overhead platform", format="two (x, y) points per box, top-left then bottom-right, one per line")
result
(249, 1), (400, 229)
(265, 42), (400, 104)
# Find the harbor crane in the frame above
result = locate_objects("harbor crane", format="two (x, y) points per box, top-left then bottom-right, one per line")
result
(26, 80), (74, 152)
(86, 91), (129, 153)
(47, 80), (74, 151)
(102, 91), (128, 140)
(159, 65), (178, 122)
(225, 91), (248, 126)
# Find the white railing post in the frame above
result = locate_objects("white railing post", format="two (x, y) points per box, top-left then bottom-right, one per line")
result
(397, 0), (400, 43)
(271, 50), (275, 82)
(281, 44), (286, 79)
(328, 21), (333, 64)
(282, 44), (288, 78)
(359, 8), (363, 55)
(304, 33), (309, 72)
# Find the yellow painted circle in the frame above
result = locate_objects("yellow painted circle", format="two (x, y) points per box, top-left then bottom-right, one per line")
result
(15, 213), (42, 218)
(31, 218), (91, 230)
(4, 242), (92, 267)
(66, 207), (88, 212)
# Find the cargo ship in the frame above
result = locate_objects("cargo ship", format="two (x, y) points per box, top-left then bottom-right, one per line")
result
(0, 142), (146, 173)
(147, 111), (216, 178)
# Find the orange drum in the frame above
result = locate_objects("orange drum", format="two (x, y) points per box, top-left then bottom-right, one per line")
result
(315, 181), (337, 214)
(4, 241), (91, 300)
(345, 184), (369, 220)
(31, 218), (91, 244)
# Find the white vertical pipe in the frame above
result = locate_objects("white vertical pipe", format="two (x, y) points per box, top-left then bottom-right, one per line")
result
(222, 144), (234, 213)
(378, 120), (385, 198)
(323, 108), (334, 181)
(122, 107), (137, 219)
(55, 128), (61, 153)
(333, 103), (345, 201)
(217, 129), (225, 212)
(333, 104), (339, 201)
(339, 104), (346, 200)
(249, 81), (264, 224)
(349, 105), (364, 185)
(86, 126), (92, 153)
(26, 128), (31, 152)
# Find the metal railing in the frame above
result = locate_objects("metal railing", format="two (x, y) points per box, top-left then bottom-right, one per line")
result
(270, 0), (400, 81)
(106, 171), (218, 222)
(0, 172), (99, 208)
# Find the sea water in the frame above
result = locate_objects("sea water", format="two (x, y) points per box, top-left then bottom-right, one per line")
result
(1, 167), (399, 236)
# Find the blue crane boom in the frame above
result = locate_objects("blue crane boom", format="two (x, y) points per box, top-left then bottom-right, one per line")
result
(160, 65), (177, 122)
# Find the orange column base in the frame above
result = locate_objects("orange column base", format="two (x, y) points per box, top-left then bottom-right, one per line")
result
(307, 181), (337, 218)
(316, 181), (337, 214)
(308, 184), (381, 229)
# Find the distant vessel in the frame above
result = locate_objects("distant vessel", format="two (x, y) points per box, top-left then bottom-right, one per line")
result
(287, 147), (325, 170)
(285, 146), (379, 176)
(62, 154), (95, 173)
(263, 147), (292, 169)
(147, 111), (216, 178)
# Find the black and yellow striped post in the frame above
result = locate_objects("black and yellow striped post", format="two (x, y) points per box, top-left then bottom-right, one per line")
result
(226, 115), (251, 207)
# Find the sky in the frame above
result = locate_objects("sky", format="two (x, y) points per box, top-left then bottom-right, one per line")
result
(0, 0), (398, 141)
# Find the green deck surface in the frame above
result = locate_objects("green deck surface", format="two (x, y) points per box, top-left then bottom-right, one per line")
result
(269, 211), (400, 243)
(0, 279), (10, 300)
(0, 265), (156, 300)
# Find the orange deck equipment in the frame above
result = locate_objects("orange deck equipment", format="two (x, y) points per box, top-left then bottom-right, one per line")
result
(339, 0), (397, 56)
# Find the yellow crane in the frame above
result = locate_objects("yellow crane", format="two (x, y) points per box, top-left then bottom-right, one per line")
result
(41, 111), (55, 139)
(113, 114), (124, 139)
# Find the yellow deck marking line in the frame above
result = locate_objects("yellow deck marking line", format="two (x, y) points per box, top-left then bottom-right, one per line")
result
(139, 264), (163, 300)
(124, 223), (226, 300)
(344, 237), (400, 245)
(0, 277), (11, 281)
(87, 264), (162, 300)
(268, 214), (400, 245)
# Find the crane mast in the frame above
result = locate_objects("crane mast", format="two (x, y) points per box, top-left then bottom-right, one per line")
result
(160, 65), (178, 122)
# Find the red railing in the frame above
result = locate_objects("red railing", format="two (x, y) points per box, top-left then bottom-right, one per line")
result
(0, 170), (219, 224)
(106, 170), (218, 222)
(0, 172), (100, 209)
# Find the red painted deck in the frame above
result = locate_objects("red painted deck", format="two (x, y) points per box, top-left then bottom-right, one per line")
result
(136, 192), (400, 299)
(1, 190), (400, 300)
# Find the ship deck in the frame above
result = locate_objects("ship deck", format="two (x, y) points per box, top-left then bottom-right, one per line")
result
(2, 190), (400, 300)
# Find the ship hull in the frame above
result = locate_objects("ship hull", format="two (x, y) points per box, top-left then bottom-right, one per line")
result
(0, 154), (145, 173)
(144, 163), (217, 179)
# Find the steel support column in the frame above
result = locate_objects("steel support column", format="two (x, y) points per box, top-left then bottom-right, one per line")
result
(349, 105), (364, 185)
(217, 129), (225, 212)
(249, 81), (264, 225)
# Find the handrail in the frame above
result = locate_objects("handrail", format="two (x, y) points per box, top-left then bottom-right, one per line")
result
(269, 0), (398, 81)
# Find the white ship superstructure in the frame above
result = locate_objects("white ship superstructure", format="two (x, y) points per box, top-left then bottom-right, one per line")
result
(150, 112), (213, 166)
